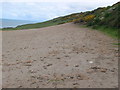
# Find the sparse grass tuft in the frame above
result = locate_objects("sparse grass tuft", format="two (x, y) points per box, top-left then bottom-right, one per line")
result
(112, 43), (120, 45)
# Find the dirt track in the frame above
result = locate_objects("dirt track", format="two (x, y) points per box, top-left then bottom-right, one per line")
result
(2, 23), (118, 88)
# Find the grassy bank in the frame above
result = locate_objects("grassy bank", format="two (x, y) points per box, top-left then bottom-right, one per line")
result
(1, 20), (67, 31)
(112, 43), (120, 45)
(90, 25), (119, 39)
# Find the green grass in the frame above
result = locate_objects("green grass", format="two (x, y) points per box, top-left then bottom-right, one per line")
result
(112, 43), (120, 45)
(1, 21), (60, 30)
(91, 25), (119, 39)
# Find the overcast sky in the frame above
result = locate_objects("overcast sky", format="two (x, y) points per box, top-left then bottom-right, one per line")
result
(0, 0), (119, 21)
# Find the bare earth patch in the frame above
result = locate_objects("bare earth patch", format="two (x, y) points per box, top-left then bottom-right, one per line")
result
(2, 23), (118, 88)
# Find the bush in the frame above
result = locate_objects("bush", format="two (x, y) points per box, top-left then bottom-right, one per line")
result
(83, 15), (95, 22)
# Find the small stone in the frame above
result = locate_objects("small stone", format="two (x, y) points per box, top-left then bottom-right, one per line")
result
(25, 64), (32, 66)
(16, 62), (20, 64)
(75, 65), (79, 67)
(89, 61), (93, 64)
(31, 76), (36, 78)
(91, 66), (100, 69)
(65, 64), (69, 66)
(29, 70), (35, 73)
(77, 75), (82, 80)
(100, 69), (107, 73)
(18, 85), (22, 88)
(41, 59), (44, 61)
(73, 83), (79, 85)
(25, 60), (32, 63)
(47, 64), (52, 67)
(57, 57), (60, 59)
(76, 52), (79, 54)
(83, 45), (85, 47)
(43, 66), (47, 69)
(31, 81), (36, 84)
(65, 55), (69, 57)
(24, 47), (27, 49)
(69, 76), (74, 79)
(110, 70), (115, 72)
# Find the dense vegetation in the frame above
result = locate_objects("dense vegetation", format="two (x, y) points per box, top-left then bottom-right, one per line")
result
(2, 2), (119, 38)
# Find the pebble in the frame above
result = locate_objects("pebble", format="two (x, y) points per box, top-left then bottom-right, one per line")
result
(44, 57), (47, 58)
(43, 66), (47, 69)
(41, 59), (44, 61)
(65, 55), (69, 57)
(75, 65), (79, 67)
(70, 76), (74, 79)
(66, 64), (69, 67)
(47, 64), (52, 67)
(89, 61), (93, 64)
(83, 45), (85, 47)
(90, 66), (107, 73)
(76, 52), (79, 54)
(25, 60), (32, 63)
(73, 83), (79, 85)
(29, 70), (35, 73)
(18, 85), (22, 88)
(100, 69), (107, 73)
(57, 57), (61, 59)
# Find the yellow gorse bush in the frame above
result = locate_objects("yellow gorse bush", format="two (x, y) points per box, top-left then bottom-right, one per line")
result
(83, 15), (95, 22)
(72, 18), (82, 22)
(72, 15), (95, 23)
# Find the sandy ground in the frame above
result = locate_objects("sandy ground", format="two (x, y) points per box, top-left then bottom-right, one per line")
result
(2, 23), (118, 88)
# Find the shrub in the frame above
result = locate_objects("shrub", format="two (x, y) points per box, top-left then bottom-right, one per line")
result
(83, 15), (95, 22)
(73, 18), (83, 23)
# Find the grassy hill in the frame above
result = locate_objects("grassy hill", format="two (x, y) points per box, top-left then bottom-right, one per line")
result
(2, 2), (119, 38)
(1, 13), (83, 30)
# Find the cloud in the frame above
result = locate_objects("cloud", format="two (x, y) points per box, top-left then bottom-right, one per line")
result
(1, 0), (119, 21)
(0, 0), (119, 3)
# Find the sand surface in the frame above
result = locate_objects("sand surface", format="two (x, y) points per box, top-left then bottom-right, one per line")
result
(2, 23), (118, 88)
